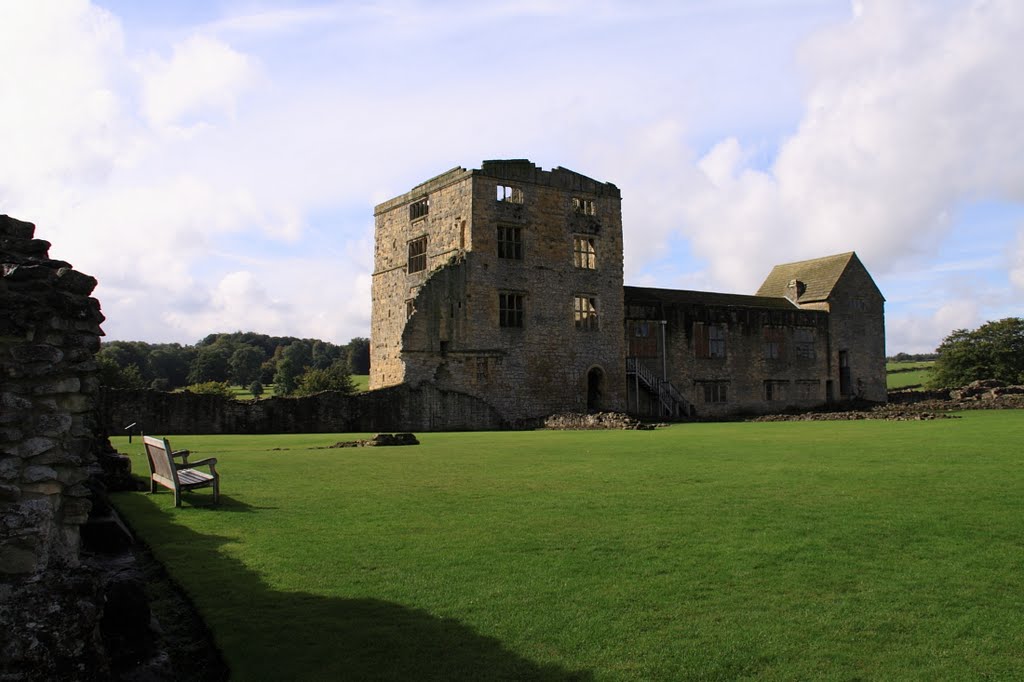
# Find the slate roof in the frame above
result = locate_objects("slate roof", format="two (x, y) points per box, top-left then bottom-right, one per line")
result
(624, 286), (797, 311)
(755, 252), (858, 303)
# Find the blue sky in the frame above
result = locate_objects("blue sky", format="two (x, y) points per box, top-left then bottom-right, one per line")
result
(2, 0), (1022, 353)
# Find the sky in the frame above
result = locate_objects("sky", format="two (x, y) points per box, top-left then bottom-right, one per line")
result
(2, 0), (1022, 354)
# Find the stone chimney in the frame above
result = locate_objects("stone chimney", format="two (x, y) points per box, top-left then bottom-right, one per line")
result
(785, 278), (806, 303)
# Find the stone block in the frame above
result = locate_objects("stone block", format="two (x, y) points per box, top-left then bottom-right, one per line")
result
(11, 344), (64, 364)
(35, 412), (73, 436)
(0, 214), (36, 238)
(19, 436), (56, 458)
(62, 497), (92, 525)
(1, 391), (33, 410)
(0, 544), (39, 574)
(21, 480), (63, 495)
(55, 267), (98, 295)
(0, 456), (21, 480)
(23, 464), (59, 483)
(0, 483), (21, 501)
(32, 376), (81, 395)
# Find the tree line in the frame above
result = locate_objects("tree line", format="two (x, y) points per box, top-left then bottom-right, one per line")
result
(97, 331), (370, 397)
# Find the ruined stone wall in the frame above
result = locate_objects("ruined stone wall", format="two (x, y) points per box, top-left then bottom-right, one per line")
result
(628, 301), (832, 418)
(1, 215), (104, 576)
(372, 161), (626, 423)
(99, 382), (507, 435)
(371, 167), (474, 389)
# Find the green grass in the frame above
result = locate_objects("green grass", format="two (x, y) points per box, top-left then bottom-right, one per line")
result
(887, 361), (936, 391)
(229, 376), (369, 400)
(111, 412), (1024, 680)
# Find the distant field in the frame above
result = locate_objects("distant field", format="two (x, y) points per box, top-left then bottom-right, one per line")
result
(229, 375), (369, 400)
(887, 360), (935, 391)
(110, 411), (1024, 680)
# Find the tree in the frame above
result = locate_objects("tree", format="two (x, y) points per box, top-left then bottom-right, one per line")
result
(346, 337), (370, 374)
(229, 345), (265, 385)
(930, 317), (1024, 388)
(294, 361), (356, 396)
(249, 381), (265, 399)
(97, 356), (146, 389)
(273, 344), (310, 396)
(184, 381), (235, 399)
(188, 345), (232, 384)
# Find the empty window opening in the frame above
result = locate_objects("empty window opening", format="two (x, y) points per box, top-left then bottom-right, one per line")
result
(572, 197), (596, 216)
(499, 293), (524, 328)
(573, 236), (596, 269)
(574, 296), (599, 330)
(409, 197), (429, 220)
(496, 185), (524, 203)
(497, 226), (523, 260)
(405, 300), (415, 320)
(407, 236), (427, 274)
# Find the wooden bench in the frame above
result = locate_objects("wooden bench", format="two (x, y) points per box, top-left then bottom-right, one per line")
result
(142, 435), (220, 507)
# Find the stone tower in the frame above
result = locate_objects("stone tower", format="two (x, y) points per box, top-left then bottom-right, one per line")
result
(370, 160), (626, 421)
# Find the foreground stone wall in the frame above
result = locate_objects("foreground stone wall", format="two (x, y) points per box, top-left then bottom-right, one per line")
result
(1, 215), (104, 575)
(99, 382), (508, 436)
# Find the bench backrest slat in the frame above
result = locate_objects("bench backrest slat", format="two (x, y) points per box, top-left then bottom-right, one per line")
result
(143, 435), (178, 485)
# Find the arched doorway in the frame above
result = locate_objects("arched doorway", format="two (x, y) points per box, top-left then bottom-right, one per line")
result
(587, 367), (604, 411)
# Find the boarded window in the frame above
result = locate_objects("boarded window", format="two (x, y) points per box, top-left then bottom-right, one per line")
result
(573, 236), (596, 269)
(499, 293), (523, 328)
(698, 381), (728, 403)
(476, 357), (490, 382)
(409, 197), (429, 220)
(574, 296), (599, 330)
(795, 327), (816, 359)
(763, 326), (784, 359)
(497, 226), (523, 260)
(496, 185), (524, 203)
(407, 236), (427, 274)
(572, 197), (596, 216)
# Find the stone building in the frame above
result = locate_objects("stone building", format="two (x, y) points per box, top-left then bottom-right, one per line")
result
(371, 161), (885, 421)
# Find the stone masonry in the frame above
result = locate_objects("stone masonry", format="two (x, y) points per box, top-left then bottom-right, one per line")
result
(1, 215), (105, 575)
(372, 160), (626, 421)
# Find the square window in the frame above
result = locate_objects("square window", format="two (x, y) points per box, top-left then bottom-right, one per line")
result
(407, 236), (427, 274)
(497, 226), (523, 260)
(695, 323), (726, 358)
(499, 293), (524, 328)
(574, 296), (599, 330)
(572, 197), (596, 216)
(573, 236), (596, 269)
(409, 197), (429, 220)
(496, 185), (524, 203)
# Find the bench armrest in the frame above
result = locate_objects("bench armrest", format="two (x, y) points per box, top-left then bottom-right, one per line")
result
(171, 449), (190, 463)
(179, 457), (218, 474)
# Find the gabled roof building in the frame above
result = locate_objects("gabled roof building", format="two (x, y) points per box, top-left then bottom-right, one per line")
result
(371, 161), (885, 422)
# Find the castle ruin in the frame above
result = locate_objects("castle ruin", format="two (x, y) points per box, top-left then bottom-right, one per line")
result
(371, 160), (885, 422)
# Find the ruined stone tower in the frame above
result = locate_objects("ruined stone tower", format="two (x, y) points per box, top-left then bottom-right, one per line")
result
(371, 160), (626, 421)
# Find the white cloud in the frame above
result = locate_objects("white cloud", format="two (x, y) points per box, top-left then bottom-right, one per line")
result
(656, 0), (1024, 292)
(887, 298), (980, 354)
(139, 34), (258, 129)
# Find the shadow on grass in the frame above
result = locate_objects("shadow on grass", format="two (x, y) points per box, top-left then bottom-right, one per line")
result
(118, 493), (593, 681)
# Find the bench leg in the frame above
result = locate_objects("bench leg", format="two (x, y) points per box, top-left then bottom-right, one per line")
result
(150, 477), (157, 494)
(212, 478), (220, 505)
(174, 487), (182, 507)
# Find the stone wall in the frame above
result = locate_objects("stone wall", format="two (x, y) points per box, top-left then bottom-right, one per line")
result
(371, 160), (627, 422)
(1, 215), (104, 575)
(99, 382), (508, 436)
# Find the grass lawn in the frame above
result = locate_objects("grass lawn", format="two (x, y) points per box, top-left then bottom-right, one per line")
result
(110, 411), (1024, 681)
(887, 361), (935, 391)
